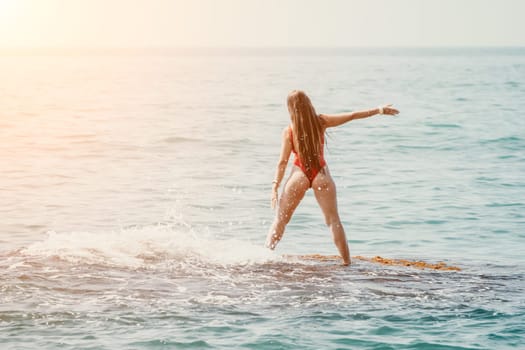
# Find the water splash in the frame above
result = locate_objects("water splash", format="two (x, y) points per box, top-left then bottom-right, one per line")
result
(19, 225), (277, 268)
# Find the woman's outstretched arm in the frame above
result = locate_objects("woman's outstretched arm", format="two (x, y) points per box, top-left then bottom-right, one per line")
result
(320, 104), (399, 128)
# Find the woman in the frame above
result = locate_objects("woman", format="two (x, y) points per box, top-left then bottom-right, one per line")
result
(265, 90), (399, 265)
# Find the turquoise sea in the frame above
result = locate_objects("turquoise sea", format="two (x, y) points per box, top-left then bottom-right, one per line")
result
(1, 47), (524, 349)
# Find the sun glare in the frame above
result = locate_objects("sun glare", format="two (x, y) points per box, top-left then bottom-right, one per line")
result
(0, 0), (18, 15)
(0, 0), (30, 46)
(0, 0), (21, 25)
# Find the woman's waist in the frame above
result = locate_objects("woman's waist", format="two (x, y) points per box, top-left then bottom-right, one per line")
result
(293, 156), (327, 168)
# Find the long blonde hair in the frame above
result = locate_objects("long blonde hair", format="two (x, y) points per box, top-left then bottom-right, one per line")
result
(287, 90), (325, 176)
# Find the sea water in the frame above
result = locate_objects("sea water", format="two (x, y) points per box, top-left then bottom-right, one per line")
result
(0, 47), (524, 349)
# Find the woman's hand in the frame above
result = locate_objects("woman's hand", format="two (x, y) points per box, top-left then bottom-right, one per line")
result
(381, 104), (399, 116)
(271, 186), (278, 210)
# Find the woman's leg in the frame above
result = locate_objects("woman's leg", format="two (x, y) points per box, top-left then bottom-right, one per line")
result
(311, 167), (351, 265)
(266, 167), (310, 249)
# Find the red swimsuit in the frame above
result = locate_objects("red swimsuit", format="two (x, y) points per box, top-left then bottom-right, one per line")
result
(289, 126), (327, 185)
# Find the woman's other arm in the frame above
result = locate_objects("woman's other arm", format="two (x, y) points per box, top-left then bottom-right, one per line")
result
(320, 104), (399, 128)
(271, 127), (292, 209)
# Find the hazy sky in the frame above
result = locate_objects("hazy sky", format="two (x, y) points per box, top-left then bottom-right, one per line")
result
(0, 0), (524, 47)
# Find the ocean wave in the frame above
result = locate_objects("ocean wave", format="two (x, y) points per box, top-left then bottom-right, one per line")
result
(161, 136), (202, 144)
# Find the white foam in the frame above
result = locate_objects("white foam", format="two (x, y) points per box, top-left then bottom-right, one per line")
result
(21, 224), (277, 268)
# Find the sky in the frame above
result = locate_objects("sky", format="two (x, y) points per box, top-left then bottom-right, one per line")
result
(0, 0), (524, 48)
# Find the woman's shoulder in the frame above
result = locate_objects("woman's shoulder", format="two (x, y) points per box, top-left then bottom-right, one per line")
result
(282, 125), (291, 138)
(283, 124), (294, 132)
(281, 126), (294, 150)
(318, 114), (328, 130)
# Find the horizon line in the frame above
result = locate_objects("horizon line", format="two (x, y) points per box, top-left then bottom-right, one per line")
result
(1, 45), (524, 57)
(1, 44), (525, 50)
